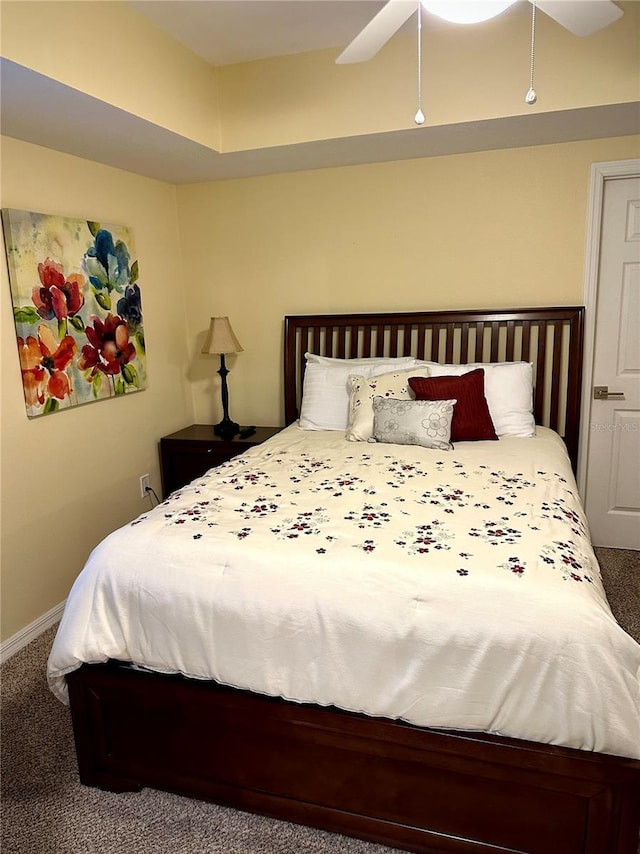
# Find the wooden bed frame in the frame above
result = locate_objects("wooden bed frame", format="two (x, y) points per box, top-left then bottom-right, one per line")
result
(67, 307), (640, 854)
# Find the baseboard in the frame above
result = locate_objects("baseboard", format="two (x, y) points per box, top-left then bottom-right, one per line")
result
(0, 600), (65, 665)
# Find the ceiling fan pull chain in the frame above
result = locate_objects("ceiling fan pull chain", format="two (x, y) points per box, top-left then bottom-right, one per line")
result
(414, 3), (425, 125)
(525, 1), (538, 105)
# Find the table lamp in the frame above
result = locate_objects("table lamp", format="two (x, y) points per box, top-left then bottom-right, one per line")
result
(202, 316), (243, 440)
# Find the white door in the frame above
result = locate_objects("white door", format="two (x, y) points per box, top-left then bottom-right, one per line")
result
(584, 175), (640, 549)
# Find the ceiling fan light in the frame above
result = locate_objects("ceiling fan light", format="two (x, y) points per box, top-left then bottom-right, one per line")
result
(420, 1), (516, 25)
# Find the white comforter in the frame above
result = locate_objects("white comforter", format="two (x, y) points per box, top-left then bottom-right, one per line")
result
(48, 425), (640, 759)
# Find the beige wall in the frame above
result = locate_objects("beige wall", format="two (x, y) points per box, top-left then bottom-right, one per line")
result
(3, 1), (637, 153)
(2, 131), (638, 644)
(218, 5), (640, 150)
(1, 0), (637, 648)
(177, 135), (640, 428)
(1, 136), (193, 641)
(1, 0), (221, 148)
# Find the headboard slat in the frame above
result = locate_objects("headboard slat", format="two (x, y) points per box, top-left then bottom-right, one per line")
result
(460, 323), (470, 363)
(362, 326), (371, 356)
(522, 321), (531, 363)
(444, 328), (454, 364)
(284, 308), (584, 472)
(389, 326), (398, 357)
(534, 321), (547, 422)
(430, 326), (440, 361)
(349, 328), (359, 359)
(490, 322), (500, 361)
(550, 321), (563, 431)
(474, 323), (485, 361)
(506, 321), (516, 362)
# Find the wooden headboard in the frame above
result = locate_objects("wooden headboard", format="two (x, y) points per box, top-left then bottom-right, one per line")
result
(284, 307), (585, 472)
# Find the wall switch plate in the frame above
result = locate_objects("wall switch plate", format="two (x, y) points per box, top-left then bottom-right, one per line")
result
(139, 474), (150, 498)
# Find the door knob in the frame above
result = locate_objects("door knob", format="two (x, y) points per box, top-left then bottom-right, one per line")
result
(593, 386), (625, 400)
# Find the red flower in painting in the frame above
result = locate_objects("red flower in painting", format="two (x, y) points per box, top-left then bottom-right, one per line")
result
(78, 313), (136, 377)
(32, 258), (85, 320)
(18, 325), (76, 406)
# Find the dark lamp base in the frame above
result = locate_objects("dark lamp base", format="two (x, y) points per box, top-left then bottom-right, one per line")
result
(214, 419), (240, 441)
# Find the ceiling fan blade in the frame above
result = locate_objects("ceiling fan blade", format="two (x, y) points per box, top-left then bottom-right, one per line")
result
(535, 0), (623, 36)
(335, 0), (417, 64)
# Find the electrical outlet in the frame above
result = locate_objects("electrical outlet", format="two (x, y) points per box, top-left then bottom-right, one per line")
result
(139, 473), (150, 498)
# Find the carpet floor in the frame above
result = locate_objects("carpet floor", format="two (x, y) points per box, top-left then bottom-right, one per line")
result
(2, 547), (638, 854)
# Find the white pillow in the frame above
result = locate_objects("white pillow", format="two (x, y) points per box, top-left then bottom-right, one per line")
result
(346, 367), (432, 442)
(416, 361), (534, 437)
(370, 397), (456, 451)
(299, 354), (419, 431)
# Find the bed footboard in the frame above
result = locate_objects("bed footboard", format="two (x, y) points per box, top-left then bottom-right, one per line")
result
(67, 663), (640, 854)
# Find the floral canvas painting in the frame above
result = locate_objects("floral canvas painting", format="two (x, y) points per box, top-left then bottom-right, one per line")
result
(2, 209), (146, 417)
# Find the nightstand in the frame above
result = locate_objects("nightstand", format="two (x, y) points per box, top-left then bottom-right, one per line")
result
(159, 424), (281, 498)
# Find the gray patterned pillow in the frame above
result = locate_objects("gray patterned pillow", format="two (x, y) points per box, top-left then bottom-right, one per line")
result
(370, 397), (456, 450)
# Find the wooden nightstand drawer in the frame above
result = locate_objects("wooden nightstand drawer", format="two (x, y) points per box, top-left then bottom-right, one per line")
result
(159, 425), (280, 498)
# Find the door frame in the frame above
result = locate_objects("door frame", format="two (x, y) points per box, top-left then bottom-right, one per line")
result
(577, 158), (640, 498)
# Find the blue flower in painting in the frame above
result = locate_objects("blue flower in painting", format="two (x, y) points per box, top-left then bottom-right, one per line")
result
(84, 229), (130, 293)
(117, 284), (143, 329)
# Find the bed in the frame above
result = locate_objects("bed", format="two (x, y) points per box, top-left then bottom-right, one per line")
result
(48, 307), (640, 854)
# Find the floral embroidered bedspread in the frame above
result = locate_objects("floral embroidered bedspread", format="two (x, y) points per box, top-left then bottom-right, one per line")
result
(48, 425), (640, 759)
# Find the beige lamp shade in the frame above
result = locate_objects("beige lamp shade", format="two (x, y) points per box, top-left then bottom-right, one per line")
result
(202, 317), (243, 355)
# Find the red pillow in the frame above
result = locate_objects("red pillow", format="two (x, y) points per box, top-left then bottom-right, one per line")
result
(409, 369), (498, 442)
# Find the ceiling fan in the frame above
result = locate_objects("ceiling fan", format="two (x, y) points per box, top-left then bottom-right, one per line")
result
(336, 0), (623, 65)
